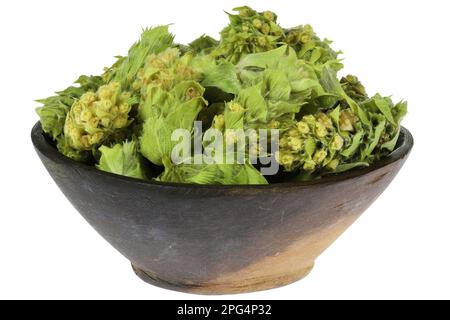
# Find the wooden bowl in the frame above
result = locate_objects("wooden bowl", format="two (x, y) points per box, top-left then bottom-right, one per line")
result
(31, 122), (413, 294)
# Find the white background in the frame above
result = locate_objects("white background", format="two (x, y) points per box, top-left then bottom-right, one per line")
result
(0, 0), (449, 299)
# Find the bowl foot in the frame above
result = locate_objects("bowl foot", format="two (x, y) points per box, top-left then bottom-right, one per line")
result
(131, 263), (314, 295)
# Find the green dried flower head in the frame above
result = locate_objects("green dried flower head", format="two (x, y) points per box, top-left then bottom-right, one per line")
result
(278, 111), (344, 173)
(64, 82), (133, 150)
(214, 6), (285, 63)
(285, 24), (340, 65)
(36, 75), (104, 140)
(340, 75), (368, 102)
(104, 26), (175, 90)
(135, 48), (206, 121)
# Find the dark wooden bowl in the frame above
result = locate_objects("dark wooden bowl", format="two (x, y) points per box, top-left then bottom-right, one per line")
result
(31, 122), (413, 294)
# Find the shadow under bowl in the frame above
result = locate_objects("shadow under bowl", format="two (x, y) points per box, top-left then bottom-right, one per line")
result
(31, 122), (413, 294)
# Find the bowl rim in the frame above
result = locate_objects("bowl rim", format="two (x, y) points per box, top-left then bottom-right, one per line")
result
(31, 121), (413, 190)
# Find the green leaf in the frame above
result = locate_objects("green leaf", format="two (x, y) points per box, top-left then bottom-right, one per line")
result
(381, 127), (400, 152)
(334, 162), (369, 173)
(232, 163), (269, 184)
(267, 101), (301, 120)
(319, 66), (371, 127)
(290, 78), (321, 93)
(304, 137), (316, 156)
(329, 105), (340, 127)
(362, 116), (386, 158)
(263, 70), (291, 101)
(192, 55), (241, 94)
(393, 101), (408, 124)
(189, 35), (219, 54)
(158, 157), (268, 185)
(353, 100), (371, 127)
(237, 85), (267, 123)
(36, 101), (69, 140)
(97, 140), (146, 180)
(237, 45), (292, 70)
(374, 98), (395, 124)
(341, 130), (364, 158)
(224, 106), (244, 130)
(140, 81), (206, 166)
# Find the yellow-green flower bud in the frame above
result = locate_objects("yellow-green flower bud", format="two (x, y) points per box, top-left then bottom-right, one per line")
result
(302, 115), (316, 125)
(327, 159), (339, 171)
(228, 101), (244, 113)
(304, 24), (313, 33)
(256, 36), (268, 47)
(287, 136), (303, 152)
(313, 149), (327, 164)
(301, 34), (311, 44)
(296, 121), (310, 134)
(279, 152), (295, 169)
(318, 112), (333, 129)
(287, 128), (300, 137)
(279, 136), (289, 148)
(261, 23), (270, 35)
(252, 19), (262, 29)
(339, 109), (356, 132)
(238, 7), (252, 17)
(330, 134), (344, 150)
(303, 160), (316, 171)
(271, 23), (284, 36)
(286, 31), (300, 45)
(263, 11), (275, 22)
(315, 122), (328, 138)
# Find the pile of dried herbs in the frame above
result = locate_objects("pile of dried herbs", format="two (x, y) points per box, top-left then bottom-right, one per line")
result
(36, 6), (407, 185)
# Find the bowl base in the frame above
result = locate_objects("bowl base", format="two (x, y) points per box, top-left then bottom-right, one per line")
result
(131, 263), (314, 295)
